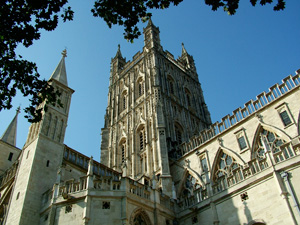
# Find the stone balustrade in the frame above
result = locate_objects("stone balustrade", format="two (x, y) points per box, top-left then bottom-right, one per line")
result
(63, 146), (122, 180)
(177, 73), (300, 158)
(59, 176), (87, 195)
(128, 179), (151, 200)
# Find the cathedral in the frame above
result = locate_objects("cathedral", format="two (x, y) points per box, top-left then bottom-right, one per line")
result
(1, 20), (300, 225)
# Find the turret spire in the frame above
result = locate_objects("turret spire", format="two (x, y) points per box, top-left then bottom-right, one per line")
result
(1, 107), (20, 146)
(50, 49), (68, 86)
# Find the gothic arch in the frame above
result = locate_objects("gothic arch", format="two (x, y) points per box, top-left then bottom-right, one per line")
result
(251, 123), (291, 160)
(129, 208), (152, 225)
(210, 148), (245, 191)
(176, 168), (205, 198)
(210, 147), (245, 181)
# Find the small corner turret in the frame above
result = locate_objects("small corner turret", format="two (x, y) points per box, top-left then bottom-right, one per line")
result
(110, 45), (127, 82)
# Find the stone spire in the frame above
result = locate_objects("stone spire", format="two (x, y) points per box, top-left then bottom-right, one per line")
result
(50, 49), (68, 86)
(1, 107), (20, 146)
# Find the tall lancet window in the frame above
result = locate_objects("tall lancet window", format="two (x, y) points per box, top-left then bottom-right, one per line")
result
(121, 91), (127, 111)
(168, 76), (175, 95)
(185, 88), (192, 107)
(139, 128), (145, 151)
(119, 139), (126, 166)
(137, 78), (144, 98)
(175, 124), (183, 144)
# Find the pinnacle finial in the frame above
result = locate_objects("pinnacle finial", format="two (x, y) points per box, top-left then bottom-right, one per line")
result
(16, 106), (21, 114)
(181, 42), (187, 55)
(62, 49), (67, 58)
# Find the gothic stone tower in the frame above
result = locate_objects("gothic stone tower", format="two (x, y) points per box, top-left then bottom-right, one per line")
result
(5, 50), (74, 225)
(100, 20), (211, 196)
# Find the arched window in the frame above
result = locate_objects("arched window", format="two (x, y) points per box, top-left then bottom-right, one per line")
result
(185, 88), (192, 107)
(130, 209), (151, 225)
(213, 152), (243, 192)
(121, 91), (127, 111)
(137, 78), (144, 97)
(182, 173), (201, 197)
(118, 139), (126, 168)
(167, 76), (175, 95)
(121, 142), (126, 163)
(51, 116), (58, 140)
(179, 173), (207, 208)
(175, 124), (183, 144)
(254, 128), (294, 163)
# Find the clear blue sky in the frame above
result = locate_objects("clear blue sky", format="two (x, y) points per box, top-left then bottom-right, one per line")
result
(1, 0), (299, 161)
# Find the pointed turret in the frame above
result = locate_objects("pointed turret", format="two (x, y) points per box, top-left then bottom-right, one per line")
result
(50, 49), (68, 86)
(178, 43), (196, 72)
(111, 45), (126, 76)
(1, 107), (20, 146)
(143, 18), (162, 50)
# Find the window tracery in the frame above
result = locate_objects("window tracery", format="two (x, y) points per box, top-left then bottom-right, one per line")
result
(254, 128), (294, 163)
(181, 173), (201, 198)
(213, 152), (243, 191)
(130, 209), (151, 225)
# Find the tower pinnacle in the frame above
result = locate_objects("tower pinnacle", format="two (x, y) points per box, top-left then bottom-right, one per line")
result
(181, 43), (187, 55)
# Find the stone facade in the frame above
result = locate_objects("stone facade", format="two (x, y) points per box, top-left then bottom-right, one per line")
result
(1, 21), (300, 225)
